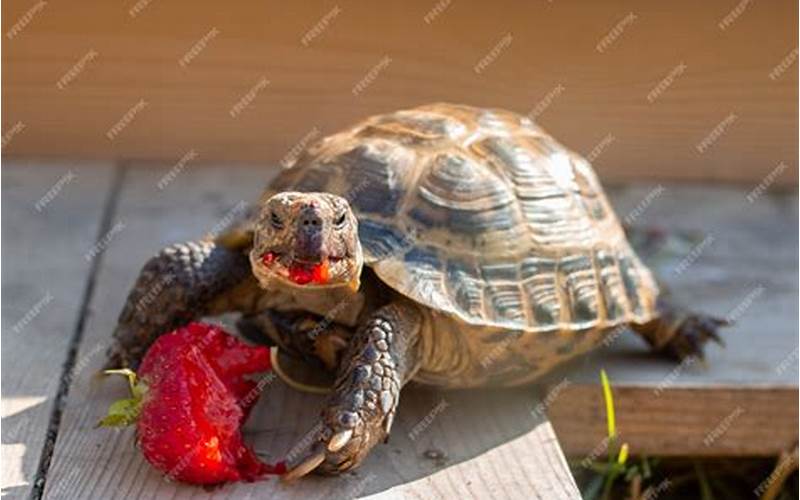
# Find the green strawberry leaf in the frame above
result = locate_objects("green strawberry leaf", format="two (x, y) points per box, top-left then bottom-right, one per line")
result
(97, 368), (148, 428)
(97, 398), (140, 427)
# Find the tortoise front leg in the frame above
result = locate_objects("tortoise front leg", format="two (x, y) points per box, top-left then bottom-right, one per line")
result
(106, 240), (256, 368)
(283, 301), (423, 480)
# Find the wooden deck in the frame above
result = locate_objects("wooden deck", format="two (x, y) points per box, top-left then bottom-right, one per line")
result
(2, 162), (797, 499)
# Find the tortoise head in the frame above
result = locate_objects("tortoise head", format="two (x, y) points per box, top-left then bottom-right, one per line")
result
(250, 192), (363, 290)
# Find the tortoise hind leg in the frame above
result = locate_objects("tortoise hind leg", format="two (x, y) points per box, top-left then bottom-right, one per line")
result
(630, 298), (729, 362)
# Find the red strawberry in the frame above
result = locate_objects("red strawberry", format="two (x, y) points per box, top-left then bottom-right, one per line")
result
(99, 322), (285, 485)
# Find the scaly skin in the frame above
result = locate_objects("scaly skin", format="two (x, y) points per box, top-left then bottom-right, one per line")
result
(631, 298), (728, 361)
(284, 301), (422, 479)
(106, 240), (253, 368)
(107, 189), (726, 481)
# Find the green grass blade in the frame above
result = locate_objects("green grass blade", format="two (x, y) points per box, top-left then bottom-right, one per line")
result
(600, 369), (616, 440)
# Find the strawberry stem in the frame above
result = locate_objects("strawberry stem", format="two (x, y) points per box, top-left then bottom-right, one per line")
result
(104, 368), (138, 395)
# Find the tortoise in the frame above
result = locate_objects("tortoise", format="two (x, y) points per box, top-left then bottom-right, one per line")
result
(107, 103), (726, 480)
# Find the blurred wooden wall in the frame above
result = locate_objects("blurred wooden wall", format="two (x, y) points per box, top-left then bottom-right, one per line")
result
(2, 0), (797, 185)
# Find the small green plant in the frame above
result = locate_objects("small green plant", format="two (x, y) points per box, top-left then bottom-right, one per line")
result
(581, 369), (660, 500)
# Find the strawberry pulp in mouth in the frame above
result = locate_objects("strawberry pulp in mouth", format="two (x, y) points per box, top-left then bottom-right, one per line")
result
(261, 251), (330, 285)
(288, 260), (329, 285)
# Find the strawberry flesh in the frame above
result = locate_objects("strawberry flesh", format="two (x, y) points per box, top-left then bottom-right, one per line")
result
(288, 261), (329, 285)
(106, 323), (284, 485)
(261, 252), (275, 266)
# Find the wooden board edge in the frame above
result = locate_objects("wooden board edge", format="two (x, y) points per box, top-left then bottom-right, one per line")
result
(548, 384), (798, 459)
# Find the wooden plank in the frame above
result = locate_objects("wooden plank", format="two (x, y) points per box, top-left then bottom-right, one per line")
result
(1, 162), (114, 499)
(43, 164), (579, 499)
(545, 185), (798, 458)
(2, 0), (797, 185)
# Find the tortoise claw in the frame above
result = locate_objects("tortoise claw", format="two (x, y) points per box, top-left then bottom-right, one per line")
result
(327, 429), (353, 453)
(662, 313), (730, 362)
(282, 448), (326, 482)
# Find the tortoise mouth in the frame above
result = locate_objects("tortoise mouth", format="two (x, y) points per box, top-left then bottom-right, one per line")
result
(255, 251), (354, 287)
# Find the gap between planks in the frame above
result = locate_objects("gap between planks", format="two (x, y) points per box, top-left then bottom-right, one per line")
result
(30, 164), (127, 499)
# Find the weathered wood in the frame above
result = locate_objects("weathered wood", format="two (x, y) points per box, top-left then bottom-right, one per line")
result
(1, 162), (113, 499)
(16, 165), (798, 498)
(546, 185), (799, 458)
(42, 165), (579, 499)
(3, 0), (797, 185)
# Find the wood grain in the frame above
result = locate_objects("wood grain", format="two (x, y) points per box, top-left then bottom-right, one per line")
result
(1, 162), (113, 499)
(546, 185), (799, 458)
(11, 165), (797, 499)
(41, 164), (580, 499)
(2, 0), (797, 185)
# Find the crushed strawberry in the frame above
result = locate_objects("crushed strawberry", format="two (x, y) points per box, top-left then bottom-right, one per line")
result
(289, 261), (329, 285)
(261, 252), (276, 266)
(100, 323), (283, 485)
(312, 261), (330, 283)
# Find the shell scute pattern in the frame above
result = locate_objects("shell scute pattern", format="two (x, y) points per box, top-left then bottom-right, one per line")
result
(271, 103), (658, 333)
(357, 110), (471, 147)
(446, 263), (484, 318)
(410, 152), (519, 238)
(558, 253), (601, 327)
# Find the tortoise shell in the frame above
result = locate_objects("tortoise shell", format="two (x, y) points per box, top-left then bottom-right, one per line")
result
(265, 103), (658, 334)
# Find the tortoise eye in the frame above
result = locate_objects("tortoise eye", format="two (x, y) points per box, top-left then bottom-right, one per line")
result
(270, 211), (284, 229)
(334, 212), (347, 228)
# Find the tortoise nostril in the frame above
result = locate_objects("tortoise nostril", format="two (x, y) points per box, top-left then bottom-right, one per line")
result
(300, 212), (322, 228)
